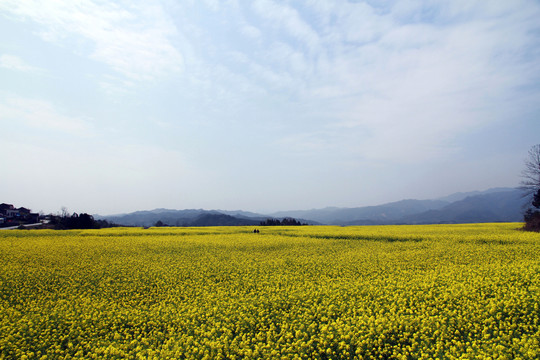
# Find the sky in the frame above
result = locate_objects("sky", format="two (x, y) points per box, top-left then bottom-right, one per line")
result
(1, 0), (539, 215)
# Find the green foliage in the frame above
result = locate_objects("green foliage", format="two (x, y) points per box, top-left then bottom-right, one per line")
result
(154, 220), (167, 227)
(260, 217), (306, 226)
(49, 213), (113, 230)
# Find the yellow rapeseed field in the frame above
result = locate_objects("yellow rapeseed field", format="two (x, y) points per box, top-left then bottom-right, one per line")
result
(1, 224), (539, 359)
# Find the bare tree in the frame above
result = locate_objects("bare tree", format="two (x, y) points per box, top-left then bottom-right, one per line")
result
(520, 144), (540, 231)
(520, 144), (540, 197)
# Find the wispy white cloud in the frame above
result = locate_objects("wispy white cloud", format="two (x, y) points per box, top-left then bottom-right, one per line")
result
(319, 1), (393, 44)
(0, 97), (93, 136)
(0, 54), (44, 74)
(240, 23), (262, 39)
(201, 0), (220, 12)
(241, 0), (540, 164)
(151, 0), (540, 166)
(252, 0), (320, 51)
(0, 0), (183, 82)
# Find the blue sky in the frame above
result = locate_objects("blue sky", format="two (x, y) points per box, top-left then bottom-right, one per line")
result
(1, 0), (539, 215)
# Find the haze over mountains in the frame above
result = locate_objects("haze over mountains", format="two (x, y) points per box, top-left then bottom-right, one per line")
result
(96, 188), (527, 227)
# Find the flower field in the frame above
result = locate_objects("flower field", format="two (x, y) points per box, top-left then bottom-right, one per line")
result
(1, 224), (539, 359)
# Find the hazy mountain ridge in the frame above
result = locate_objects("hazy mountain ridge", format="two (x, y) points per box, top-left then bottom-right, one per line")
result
(97, 188), (525, 226)
(97, 209), (318, 227)
(399, 190), (526, 224)
(435, 187), (518, 203)
(271, 199), (450, 224)
(188, 213), (261, 227)
(97, 209), (212, 227)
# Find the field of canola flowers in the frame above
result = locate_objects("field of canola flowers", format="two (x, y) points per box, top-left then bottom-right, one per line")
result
(1, 223), (539, 360)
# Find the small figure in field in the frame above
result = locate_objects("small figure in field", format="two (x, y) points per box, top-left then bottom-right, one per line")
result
(253, 229), (259, 233)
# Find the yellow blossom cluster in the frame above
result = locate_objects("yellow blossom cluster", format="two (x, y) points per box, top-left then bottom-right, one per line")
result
(0, 223), (539, 359)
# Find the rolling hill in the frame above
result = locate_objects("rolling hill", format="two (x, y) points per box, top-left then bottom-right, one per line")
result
(96, 188), (527, 226)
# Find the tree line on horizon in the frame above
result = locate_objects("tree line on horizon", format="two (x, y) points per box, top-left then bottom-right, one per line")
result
(48, 212), (115, 230)
(259, 217), (307, 226)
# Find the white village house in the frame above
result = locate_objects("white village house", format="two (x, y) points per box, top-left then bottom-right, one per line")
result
(0, 203), (39, 225)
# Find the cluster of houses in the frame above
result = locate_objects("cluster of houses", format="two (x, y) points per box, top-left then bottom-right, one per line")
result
(0, 203), (40, 227)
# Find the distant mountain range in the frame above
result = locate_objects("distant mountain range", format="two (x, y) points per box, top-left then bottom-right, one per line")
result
(96, 188), (529, 227)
